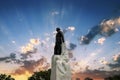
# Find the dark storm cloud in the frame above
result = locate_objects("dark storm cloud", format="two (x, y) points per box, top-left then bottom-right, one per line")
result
(69, 43), (77, 50)
(0, 57), (9, 61)
(108, 63), (120, 69)
(80, 17), (120, 45)
(12, 57), (50, 75)
(67, 43), (77, 58)
(0, 53), (16, 62)
(0, 46), (50, 75)
(98, 67), (105, 70)
(107, 54), (120, 69)
(0, 53), (23, 64)
(80, 26), (100, 44)
(0, 47), (37, 63)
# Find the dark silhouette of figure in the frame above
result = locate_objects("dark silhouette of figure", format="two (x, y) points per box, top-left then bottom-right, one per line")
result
(54, 28), (65, 55)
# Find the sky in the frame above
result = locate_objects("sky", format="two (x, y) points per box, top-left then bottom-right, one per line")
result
(0, 0), (120, 80)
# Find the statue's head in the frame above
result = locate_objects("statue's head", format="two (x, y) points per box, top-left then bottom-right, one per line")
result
(56, 27), (60, 32)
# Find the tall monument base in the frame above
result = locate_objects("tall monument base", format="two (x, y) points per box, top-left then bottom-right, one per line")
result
(50, 43), (71, 80)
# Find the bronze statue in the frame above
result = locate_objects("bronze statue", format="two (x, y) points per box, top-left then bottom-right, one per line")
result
(54, 28), (65, 55)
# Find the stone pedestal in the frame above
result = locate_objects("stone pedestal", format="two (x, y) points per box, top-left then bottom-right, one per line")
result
(50, 43), (71, 80)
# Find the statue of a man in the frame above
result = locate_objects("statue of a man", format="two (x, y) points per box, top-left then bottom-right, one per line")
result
(54, 28), (65, 55)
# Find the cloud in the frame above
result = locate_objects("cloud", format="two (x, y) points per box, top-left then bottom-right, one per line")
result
(71, 62), (82, 73)
(73, 69), (120, 80)
(0, 57), (10, 61)
(85, 65), (90, 71)
(0, 35), (54, 76)
(0, 53), (16, 62)
(67, 43), (77, 58)
(72, 60), (120, 79)
(45, 37), (50, 42)
(52, 31), (57, 38)
(104, 53), (120, 70)
(68, 26), (75, 31)
(71, 60), (90, 73)
(118, 41), (120, 45)
(108, 63), (120, 69)
(69, 43), (77, 50)
(52, 26), (75, 37)
(20, 48), (37, 59)
(101, 17), (120, 34)
(80, 17), (120, 45)
(70, 50), (102, 72)
(51, 11), (59, 16)
(99, 58), (109, 65)
(12, 57), (50, 75)
(21, 44), (34, 53)
(97, 37), (106, 45)
(30, 38), (40, 45)
(12, 41), (16, 44)
(21, 38), (40, 54)
(90, 53), (97, 57)
(0, 44), (50, 75)
(114, 28), (119, 32)
(80, 26), (100, 44)
(63, 26), (75, 33)
(113, 53), (120, 61)
(98, 67), (105, 70)
(41, 40), (47, 47)
(0, 40), (39, 63)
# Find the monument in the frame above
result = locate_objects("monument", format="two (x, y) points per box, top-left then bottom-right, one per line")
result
(50, 28), (71, 80)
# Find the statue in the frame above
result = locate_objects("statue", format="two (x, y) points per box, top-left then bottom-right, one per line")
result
(50, 28), (71, 80)
(54, 28), (65, 55)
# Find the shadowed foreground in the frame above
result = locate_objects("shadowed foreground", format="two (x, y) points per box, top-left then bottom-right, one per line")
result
(0, 71), (120, 80)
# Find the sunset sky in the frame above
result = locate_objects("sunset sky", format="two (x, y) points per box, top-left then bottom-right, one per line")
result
(0, 0), (120, 80)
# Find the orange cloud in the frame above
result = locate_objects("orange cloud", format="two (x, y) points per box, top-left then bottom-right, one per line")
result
(30, 38), (40, 45)
(11, 57), (50, 75)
